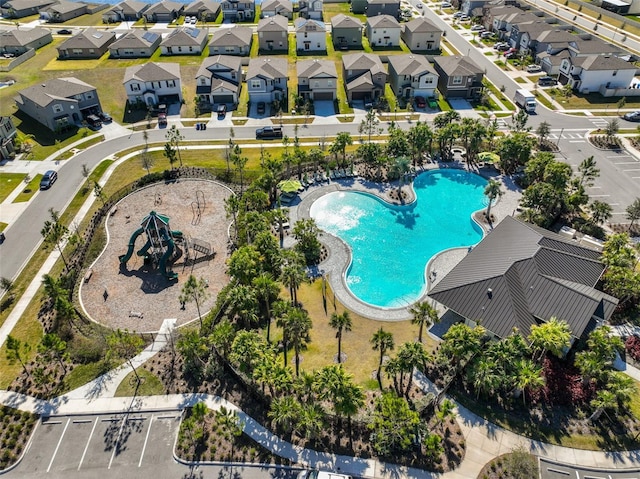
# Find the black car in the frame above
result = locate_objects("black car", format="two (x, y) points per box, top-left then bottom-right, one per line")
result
(40, 170), (58, 189)
(623, 111), (640, 122)
(98, 111), (112, 122)
(257, 102), (266, 115)
(217, 104), (227, 118)
(537, 76), (556, 86)
(57, 29), (72, 34)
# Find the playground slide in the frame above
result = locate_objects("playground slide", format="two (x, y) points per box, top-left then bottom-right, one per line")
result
(119, 227), (144, 264)
(159, 229), (178, 280)
(136, 237), (152, 257)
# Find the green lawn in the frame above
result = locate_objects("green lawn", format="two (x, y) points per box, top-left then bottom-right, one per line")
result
(547, 89), (640, 109)
(0, 173), (26, 202)
(115, 369), (165, 397)
(323, 2), (366, 23)
(12, 174), (42, 203)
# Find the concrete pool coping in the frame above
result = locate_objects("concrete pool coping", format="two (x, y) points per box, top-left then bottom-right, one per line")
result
(290, 163), (523, 322)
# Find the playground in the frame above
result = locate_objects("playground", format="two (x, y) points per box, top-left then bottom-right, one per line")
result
(79, 179), (232, 332)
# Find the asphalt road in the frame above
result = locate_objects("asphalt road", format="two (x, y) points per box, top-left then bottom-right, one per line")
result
(9, 411), (300, 479)
(540, 457), (640, 479)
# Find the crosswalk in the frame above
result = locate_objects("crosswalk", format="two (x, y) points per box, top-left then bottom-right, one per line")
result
(548, 131), (586, 141)
(589, 118), (611, 129)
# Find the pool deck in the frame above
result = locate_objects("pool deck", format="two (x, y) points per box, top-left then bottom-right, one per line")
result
(290, 162), (522, 321)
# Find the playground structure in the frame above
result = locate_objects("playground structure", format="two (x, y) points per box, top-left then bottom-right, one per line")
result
(119, 211), (184, 280)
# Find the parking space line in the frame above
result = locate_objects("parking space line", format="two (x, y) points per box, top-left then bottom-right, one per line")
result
(569, 140), (586, 143)
(47, 417), (70, 472)
(624, 169), (640, 172)
(139, 415), (154, 467)
(108, 417), (126, 470)
(78, 417), (98, 471)
(73, 419), (92, 424)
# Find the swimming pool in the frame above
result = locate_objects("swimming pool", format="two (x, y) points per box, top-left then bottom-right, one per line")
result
(309, 169), (487, 308)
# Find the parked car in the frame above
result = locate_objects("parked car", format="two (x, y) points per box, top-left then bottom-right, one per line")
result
(98, 111), (112, 122)
(40, 170), (58, 190)
(416, 2), (423, 8)
(480, 31), (494, 39)
(623, 111), (640, 122)
(493, 42), (509, 50)
(526, 64), (542, 73)
(441, 2), (452, 7)
(158, 112), (167, 126)
(256, 126), (283, 139)
(504, 52), (517, 59)
(190, 17), (197, 24)
(414, 96), (426, 108)
(57, 29), (72, 34)
(460, 14), (470, 20)
(85, 114), (102, 129)
(364, 96), (374, 108)
(470, 24), (485, 32)
(257, 102), (266, 115)
(503, 47), (517, 56)
(217, 104), (227, 118)
(537, 76), (556, 86)
(453, 11), (463, 18)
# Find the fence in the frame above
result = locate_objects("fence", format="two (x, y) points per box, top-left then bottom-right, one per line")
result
(0, 48), (35, 72)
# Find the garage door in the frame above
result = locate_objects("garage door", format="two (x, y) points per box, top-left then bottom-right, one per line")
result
(313, 92), (334, 101)
(351, 91), (367, 100)
(213, 94), (234, 103)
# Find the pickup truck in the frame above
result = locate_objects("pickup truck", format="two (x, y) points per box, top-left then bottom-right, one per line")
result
(255, 126), (283, 139)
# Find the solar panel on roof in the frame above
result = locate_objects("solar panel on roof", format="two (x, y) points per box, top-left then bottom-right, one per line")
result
(142, 31), (159, 43)
(92, 32), (103, 39)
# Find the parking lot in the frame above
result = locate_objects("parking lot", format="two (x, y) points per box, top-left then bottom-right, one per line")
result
(19, 411), (181, 475)
(540, 458), (640, 479)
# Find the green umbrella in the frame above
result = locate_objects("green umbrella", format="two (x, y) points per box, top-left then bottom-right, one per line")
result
(478, 152), (500, 164)
(278, 179), (303, 193)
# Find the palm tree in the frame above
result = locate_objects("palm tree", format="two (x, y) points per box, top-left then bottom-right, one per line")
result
(578, 156), (600, 187)
(435, 398), (456, 433)
(484, 178), (503, 223)
(285, 307), (312, 376)
(467, 357), (500, 399)
(388, 156), (411, 195)
(281, 259), (305, 305)
(396, 341), (429, 396)
(268, 396), (300, 436)
(226, 284), (259, 327)
(329, 311), (352, 363)
(253, 272), (279, 343)
(371, 328), (395, 390)
(512, 359), (544, 406)
(528, 317), (571, 363)
(409, 301), (438, 343)
(590, 200), (613, 226)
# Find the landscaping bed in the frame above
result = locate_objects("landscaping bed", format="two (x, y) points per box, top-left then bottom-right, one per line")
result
(0, 406), (38, 471)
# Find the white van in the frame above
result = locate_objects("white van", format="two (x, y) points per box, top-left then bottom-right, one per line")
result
(298, 471), (352, 479)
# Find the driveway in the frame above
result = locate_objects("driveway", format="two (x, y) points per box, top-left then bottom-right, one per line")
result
(447, 98), (480, 117)
(313, 101), (335, 117)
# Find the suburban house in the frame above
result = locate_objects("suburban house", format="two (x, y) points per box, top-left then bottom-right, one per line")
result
(260, 0), (293, 19)
(15, 77), (102, 131)
(195, 55), (242, 106)
(57, 28), (116, 59)
(40, 1), (88, 22)
(257, 15), (289, 52)
(298, 0), (322, 19)
(401, 17), (442, 52)
(522, 28), (575, 56)
(1, 0), (57, 18)
(538, 50), (571, 75)
(246, 57), (288, 103)
(297, 58), (338, 101)
(461, 0), (492, 16)
(365, 15), (401, 48)
(160, 27), (209, 55)
(429, 216), (618, 344)
(432, 55), (484, 99)
(365, 0), (400, 18)
(331, 14), (363, 50)
(0, 117), (17, 161)
(0, 28), (52, 55)
(123, 62), (183, 107)
(295, 18), (326, 52)
(109, 30), (161, 58)
(208, 25), (253, 55)
(101, 0), (149, 23)
(342, 52), (388, 103)
(388, 54), (439, 100)
(220, 0), (255, 22)
(183, 0), (220, 21)
(489, 9), (540, 36)
(558, 54), (636, 94)
(143, 1), (185, 22)
(508, 20), (554, 50)
(566, 37), (623, 57)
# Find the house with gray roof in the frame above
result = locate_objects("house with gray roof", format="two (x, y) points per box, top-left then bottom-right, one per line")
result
(366, 15), (401, 48)
(365, 0), (400, 18)
(567, 37), (622, 57)
(432, 55), (484, 99)
(429, 216), (618, 343)
(523, 28), (575, 56)
(195, 55), (242, 107)
(246, 57), (288, 104)
(538, 50), (570, 75)
(161, 27), (209, 55)
(143, 0), (184, 22)
(109, 30), (161, 58)
(342, 53), (387, 103)
(558, 54), (636, 94)
(331, 14), (363, 50)
(298, 0), (322, 20)
(0, 27), (52, 55)
(0, 0), (56, 18)
(295, 18), (326, 52)
(0, 117), (17, 161)
(15, 77), (102, 131)
(297, 59), (338, 101)
(260, 0), (292, 19)
(220, 0), (255, 22)
(208, 25), (253, 55)
(257, 15), (289, 52)
(183, 0), (220, 21)
(508, 20), (554, 50)
(123, 62), (182, 107)
(101, 0), (149, 23)
(401, 17), (442, 52)
(388, 54), (438, 100)
(57, 28), (116, 59)
(40, 0), (88, 22)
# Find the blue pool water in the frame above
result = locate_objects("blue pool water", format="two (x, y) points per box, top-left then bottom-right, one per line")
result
(309, 170), (487, 308)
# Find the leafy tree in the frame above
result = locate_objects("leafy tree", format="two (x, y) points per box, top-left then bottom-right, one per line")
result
(359, 110), (380, 142)
(38, 333), (69, 374)
(107, 329), (145, 384)
(329, 311), (352, 363)
(227, 245), (262, 285)
(163, 142), (177, 169)
(5, 335), (31, 378)
(511, 109), (530, 132)
(528, 317), (571, 363)
(505, 445), (540, 479)
(369, 392), (422, 456)
(626, 197), (640, 230)
(1, 277), (15, 302)
(495, 132), (535, 175)
(535, 121), (551, 145)
(371, 327), (394, 390)
(409, 301), (438, 343)
(386, 125), (409, 159)
(605, 119), (619, 142)
(41, 208), (71, 268)
(407, 121), (434, 166)
(600, 234), (640, 310)
(179, 275), (210, 329)
(292, 218), (322, 265)
(224, 195), (240, 243)
(165, 125), (184, 167)
(484, 178), (503, 221)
